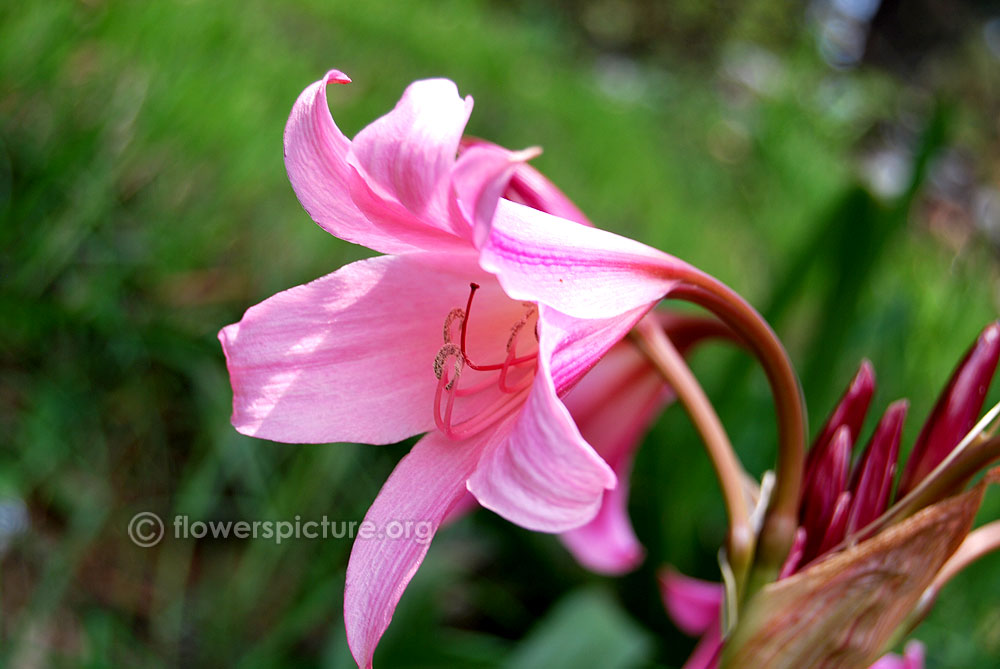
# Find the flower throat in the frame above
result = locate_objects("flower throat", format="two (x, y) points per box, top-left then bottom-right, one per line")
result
(433, 283), (538, 440)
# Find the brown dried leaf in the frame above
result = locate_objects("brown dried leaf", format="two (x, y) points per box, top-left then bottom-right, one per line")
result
(722, 475), (994, 669)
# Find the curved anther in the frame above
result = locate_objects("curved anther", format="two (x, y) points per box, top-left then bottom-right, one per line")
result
(506, 304), (538, 353)
(443, 308), (465, 344)
(433, 343), (464, 390)
(432, 284), (543, 441)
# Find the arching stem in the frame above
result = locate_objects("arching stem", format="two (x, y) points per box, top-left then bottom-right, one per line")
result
(668, 268), (806, 600)
(633, 317), (755, 597)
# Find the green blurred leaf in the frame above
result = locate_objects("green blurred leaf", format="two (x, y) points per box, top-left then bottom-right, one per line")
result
(503, 587), (652, 669)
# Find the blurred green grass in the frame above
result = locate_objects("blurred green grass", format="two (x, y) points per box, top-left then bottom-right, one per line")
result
(1, 0), (999, 666)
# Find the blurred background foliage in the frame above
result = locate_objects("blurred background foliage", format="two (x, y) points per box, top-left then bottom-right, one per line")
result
(2, 0), (1000, 666)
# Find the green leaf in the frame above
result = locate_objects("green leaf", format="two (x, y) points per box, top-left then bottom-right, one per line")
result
(504, 587), (652, 669)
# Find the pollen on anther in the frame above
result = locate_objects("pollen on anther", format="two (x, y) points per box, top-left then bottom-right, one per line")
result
(506, 304), (538, 352)
(443, 308), (465, 344)
(507, 321), (524, 353)
(433, 343), (464, 390)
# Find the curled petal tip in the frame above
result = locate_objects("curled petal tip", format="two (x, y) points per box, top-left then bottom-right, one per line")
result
(325, 69), (352, 85)
(512, 145), (543, 162)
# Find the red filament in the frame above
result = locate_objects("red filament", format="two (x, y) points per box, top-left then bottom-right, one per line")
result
(432, 284), (539, 440)
(460, 283), (535, 372)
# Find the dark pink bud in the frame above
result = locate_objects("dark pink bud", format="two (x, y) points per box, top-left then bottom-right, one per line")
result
(799, 426), (852, 563)
(816, 490), (853, 558)
(846, 400), (908, 535)
(897, 322), (1000, 498)
(804, 361), (875, 487)
(779, 527), (808, 579)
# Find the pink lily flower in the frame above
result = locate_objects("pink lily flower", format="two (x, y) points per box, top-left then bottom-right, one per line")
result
(661, 321), (1000, 668)
(219, 70), (738, 667)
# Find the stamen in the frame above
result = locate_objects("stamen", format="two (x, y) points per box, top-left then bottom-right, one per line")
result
(458, 283), (492, 370)
(443, 308), (465, 344)
(457, 283), (537, 371)
(434, 364), (459, 435)
(433, 343), (464, 390)
(499, 314), (537, 393)
(437, 385), (533, 440)
(451, 386), (533, 437)
(454, 374), (505, 397)
(431, 285), (542, 440)
(506, 304), (537, 352)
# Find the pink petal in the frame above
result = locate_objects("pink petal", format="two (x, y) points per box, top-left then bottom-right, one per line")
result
(898, 321), (1000, 497)
(559, 341), (660, 455)
(683, 627), (723, 669)
(902, 640), (926, 669)
(460, 137), (594, 227)
(556, 314), (737, 574)
(658, 568), (724, 636)
(451, 143), (542, 248)
(441, 491), (478, 526)
(544, 304), (652, 396)
(558, 342), (669, 573)
(868, 641), (925, 669)
(344, 165), (472, 253)
(557, 467), (643, 574)
(350, 78), (473, 215)
(466, 377), (614, 531)
(344, 430), (487, 669)
(480, 198), (687, 319)
(805, 360), (875, 486)
(219, 251), (501, 444)
(284, 70), (459, 255)
(466, 306), (621, 532)
(504, 160), (593, 226)
(847, 400), (907, 534)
